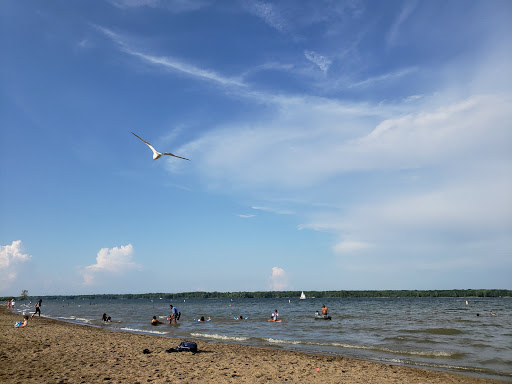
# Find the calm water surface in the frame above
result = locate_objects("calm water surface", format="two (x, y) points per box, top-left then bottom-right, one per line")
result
(14, 297), (512, 381)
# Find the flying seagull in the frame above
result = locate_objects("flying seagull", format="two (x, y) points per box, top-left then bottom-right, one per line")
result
(131, 132), (190, 161)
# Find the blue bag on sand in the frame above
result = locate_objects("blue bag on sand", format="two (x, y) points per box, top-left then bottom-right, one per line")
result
(176, 341), (197, 353)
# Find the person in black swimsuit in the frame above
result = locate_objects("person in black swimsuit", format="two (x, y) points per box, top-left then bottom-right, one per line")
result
(30, 299), (42, 319)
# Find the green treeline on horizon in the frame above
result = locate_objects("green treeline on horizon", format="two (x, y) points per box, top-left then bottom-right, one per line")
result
(3, 289), (511, 301)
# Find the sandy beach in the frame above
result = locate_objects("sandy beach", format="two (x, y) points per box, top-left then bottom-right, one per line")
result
(0, 307), (507, 383)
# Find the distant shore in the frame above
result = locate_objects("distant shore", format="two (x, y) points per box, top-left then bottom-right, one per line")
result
(3, 288), (509, 302)
(1, 307), (508, 383)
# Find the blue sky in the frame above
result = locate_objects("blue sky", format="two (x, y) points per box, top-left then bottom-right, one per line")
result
(1, 0), (511, 296)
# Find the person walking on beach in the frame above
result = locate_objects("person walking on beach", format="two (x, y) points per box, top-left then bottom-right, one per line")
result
(30, 299), (42, 319)
(169, 305), (180, 324)
(11, 298), (15, 309)
(7, 299), (11, 309)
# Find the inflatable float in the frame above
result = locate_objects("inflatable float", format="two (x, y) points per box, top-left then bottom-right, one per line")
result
(314, 313), (332, 320)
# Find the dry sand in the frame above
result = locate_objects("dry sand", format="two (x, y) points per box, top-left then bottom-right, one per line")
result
(0, 307), (507, 383)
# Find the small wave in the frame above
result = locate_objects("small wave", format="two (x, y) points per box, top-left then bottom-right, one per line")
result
(403, 328), (463, 335)
(260, 338), (462, 359)
(56, 316), (92, 324)
(266, 338), (301, 345)
(384, 336), (441, 344)
(190, 332), (250, 342)
(330, 343), (462, 358)
(120, 327), (168, 335)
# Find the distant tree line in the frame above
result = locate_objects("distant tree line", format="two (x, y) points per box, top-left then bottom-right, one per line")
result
(3, 289), (510, 302)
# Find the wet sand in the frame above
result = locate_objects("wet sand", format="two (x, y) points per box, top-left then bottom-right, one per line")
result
(0, 307), (507, 383)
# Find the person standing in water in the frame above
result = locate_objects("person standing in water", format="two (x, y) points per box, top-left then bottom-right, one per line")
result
(321, 304), (328, 315)
(169, 305), (180, 324)
(30, 299), (42, 319)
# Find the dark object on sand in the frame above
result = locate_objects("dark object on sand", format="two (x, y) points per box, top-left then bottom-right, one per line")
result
(167, 341), (198, 354)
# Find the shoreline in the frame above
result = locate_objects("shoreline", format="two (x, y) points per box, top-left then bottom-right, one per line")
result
(1, 307), (508, 383)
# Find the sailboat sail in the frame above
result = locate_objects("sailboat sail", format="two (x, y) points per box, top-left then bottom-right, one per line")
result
(300, 291), (306, 299)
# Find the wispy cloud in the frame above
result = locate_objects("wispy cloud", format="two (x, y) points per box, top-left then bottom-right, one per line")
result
(387, 0), (419, 46)
(349, 67), (418, 88)
(238, 214), (256, 218)
(95, 26), (244, 87)
(304, 50), (332, 73)
(333, 240), (373, 254)
(252, 206), (294, 215)
(243, 0), (288, 32)
(179, 89), (511, 274)
(107, 0), (209, 12)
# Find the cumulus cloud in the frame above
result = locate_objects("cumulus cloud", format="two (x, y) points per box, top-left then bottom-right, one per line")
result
(0, 240), (32, 288)
(269, 266), (289, 290)
(83, 244), (140, 285)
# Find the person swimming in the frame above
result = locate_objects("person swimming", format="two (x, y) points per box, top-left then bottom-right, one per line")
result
(151, 316), (164, 325)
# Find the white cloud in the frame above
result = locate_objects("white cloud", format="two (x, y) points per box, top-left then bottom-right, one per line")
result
(0, 240), (32, 289)
(83, 244), (140, 285)
(333, 240), (373, 254)
(180, 92), (511, 193)
(107, 0), (208, 12)
(387, 0), (419, 46)
(304, 50), (332, 73)
(0, 240), (31, 268)
(244, 0), (287, 32)
(252, 206), (294, 215)
(269, 266), (289, 290)
(238, 214), (256, 218)
(348, 67), (418, 88)
(178, 90), (511, 279)
(95, 26), (244, 87)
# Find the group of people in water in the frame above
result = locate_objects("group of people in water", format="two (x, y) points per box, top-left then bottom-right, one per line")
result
(151, 304), (181, 325)
(148, 304), (329, 325)
(6, 299), (15, 309)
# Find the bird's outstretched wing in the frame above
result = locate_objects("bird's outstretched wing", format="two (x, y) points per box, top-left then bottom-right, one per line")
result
(131, 132), (153, 147)
(161, 152), (190, 161)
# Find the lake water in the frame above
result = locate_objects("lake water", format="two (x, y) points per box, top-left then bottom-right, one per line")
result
(13, 296), (512, 381)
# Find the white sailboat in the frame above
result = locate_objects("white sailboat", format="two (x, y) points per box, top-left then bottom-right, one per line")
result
(300, 291), (306, 299)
